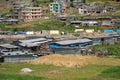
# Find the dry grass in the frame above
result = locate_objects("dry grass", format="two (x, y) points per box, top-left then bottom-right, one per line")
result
(113, 10), (120, 16)
(91, 57), (120, 66)
(30, 54), (96, 67)
(30, 54), (120, 68)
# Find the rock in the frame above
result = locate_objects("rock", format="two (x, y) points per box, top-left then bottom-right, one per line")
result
(20, 68), (33, 73)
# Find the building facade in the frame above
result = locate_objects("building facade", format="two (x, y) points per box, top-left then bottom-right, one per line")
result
(19, 7), (42, 22)
(49, 2), (62, 14)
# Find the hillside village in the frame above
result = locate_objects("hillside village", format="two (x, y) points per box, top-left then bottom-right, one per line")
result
(0, 0), (120, 80)
(0, 0), (120, 62)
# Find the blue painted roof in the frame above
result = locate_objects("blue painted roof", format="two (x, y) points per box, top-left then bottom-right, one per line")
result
(116, 29), (120, 33)
(16, 31), (26, 34)
(103, 29), (113, 33)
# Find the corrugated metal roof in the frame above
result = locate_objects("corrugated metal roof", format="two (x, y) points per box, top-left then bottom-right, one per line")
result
(34, 41), (48, 44)
(19, 41), (48, 47)
(19, 38), (47, 43)
(71, 21), (98, 24)
(6, 19), (19, 21)
(0, 44), (19, 48)
(71, 21), (82, 23)
(55, 39), (92, 45)
(81, 21), (98, 24)
(19, 43), (38, 47)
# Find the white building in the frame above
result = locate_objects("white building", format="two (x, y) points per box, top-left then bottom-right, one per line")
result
(78, 8), (87, 14)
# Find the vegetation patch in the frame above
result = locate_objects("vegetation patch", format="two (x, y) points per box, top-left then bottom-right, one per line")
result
(93, 43), (120, 57)
(0, 73), (44, 80)
(0, 60), (120, 80)
(99, 66), (120, 79)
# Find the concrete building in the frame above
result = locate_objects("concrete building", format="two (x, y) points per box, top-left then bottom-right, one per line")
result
(6, 6), (42, 22)
(49, 2), (62, 14)
(19, 7), (42, 22)
(78, 4), (114, 15)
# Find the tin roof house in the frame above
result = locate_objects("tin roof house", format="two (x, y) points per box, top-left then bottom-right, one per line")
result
(56, 15), (69, 21)
(0, 16), (5, 23)
(48, 39), (92, 54)
(99, 17), (112, 26)
(112, 19), (120, 24)
(83, 17), (112, 26)
(83, 33), (115, 45)
(0, 44), (34, 62)
(109, 32), (120, 42)
(0, 44), (19, 51)
(81, 21), (98, 26)
(12, 38), (52, 52)
(1, 50), (34, 62)
(71, 20), (98, 27)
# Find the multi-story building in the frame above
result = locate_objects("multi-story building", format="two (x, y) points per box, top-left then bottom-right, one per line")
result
(49, 2), (62, 14)
(11, 7), (20, 19)
(19, 7), (42, 22)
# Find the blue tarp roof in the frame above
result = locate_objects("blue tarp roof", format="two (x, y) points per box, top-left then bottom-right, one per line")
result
(16, 31), (26, 34)
(50, 39), (92, 46)
(103, 29), (113, 33)
(116, 29), (120, 33)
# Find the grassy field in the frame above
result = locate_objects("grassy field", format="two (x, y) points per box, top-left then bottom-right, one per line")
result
(0, 55), (120, 80)
(93, 42), (120, 57)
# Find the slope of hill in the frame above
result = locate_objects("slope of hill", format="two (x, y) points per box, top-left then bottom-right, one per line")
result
(0, 0), (120, 31)
(0, 0), (12, 14)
